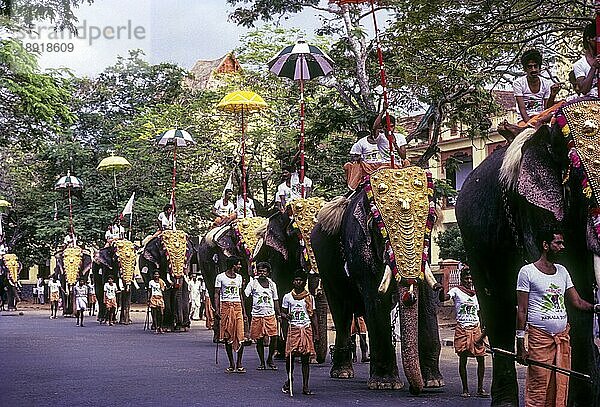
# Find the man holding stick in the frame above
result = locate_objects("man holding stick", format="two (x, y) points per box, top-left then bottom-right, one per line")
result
(516, 228), (600, 407)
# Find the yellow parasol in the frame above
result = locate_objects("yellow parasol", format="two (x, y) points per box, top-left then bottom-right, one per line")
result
(217, 91), (268, 217)
(97, 155), (132, 210)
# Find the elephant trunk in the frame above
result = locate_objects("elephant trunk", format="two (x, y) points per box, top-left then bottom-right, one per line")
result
(398, 282), (424, 395)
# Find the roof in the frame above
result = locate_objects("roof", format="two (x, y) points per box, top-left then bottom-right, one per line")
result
(183, 53), (242, 91)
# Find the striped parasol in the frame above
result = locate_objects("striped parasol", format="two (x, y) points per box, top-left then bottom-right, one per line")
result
(156, 129), (196, 225)
(268, 38), (333, 198)
(55, 170), (83, 244)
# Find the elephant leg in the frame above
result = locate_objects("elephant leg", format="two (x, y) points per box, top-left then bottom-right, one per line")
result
(418, 281), (444, 388)
(362, 287), (403, 390)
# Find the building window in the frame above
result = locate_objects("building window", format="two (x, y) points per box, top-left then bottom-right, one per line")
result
(445, 153), (473, 206)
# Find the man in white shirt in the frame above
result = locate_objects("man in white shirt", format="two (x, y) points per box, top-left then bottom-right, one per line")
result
(244, 262), (280, 370)
(235, 194), (256, 218)
(213, 189), (235, 226)
(574, 22), (600, 97)
(344, 113), (410, 190)
(215, 256), (248, 373)
(440, 267), (487, 398)
(291, 163), (313, 199)
(275, 170), (294, 212)
(157, 204), (174, 231)
(516, 229), (600, 407)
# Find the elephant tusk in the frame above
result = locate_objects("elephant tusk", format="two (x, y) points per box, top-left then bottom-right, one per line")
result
(253, 237), (264, 258)
(423, 263), (438, 289)
(167, 274), (173, 285)
(133, 279), (140, 290)
(378, 265), (392, 294)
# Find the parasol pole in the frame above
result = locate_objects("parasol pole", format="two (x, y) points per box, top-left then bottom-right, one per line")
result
(596, 0), (600, 95)
(241, 107), (247, 217)
(299, 55), (306, 198)
(369, 0), (394, 168)
(172, 142), (177, 230)
(68, 187), (74, 242)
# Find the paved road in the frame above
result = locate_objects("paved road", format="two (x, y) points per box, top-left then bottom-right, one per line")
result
(0, 305), (525, 406)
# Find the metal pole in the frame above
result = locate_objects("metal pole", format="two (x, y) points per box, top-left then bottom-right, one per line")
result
(68, 187), (74, 242)
(369, 0), (394, 168)
(172, 143), (177, 230)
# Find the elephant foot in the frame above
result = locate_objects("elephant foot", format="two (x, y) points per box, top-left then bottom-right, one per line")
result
(367, 376), (404, 390)
(424, 378), (445, 388)
(330, 365), (354, 379)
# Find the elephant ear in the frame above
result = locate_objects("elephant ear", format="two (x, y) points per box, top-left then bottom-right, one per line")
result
(517, 129), (564, 222)
(143, 237), (162, 269)
(265, 213), (288, 260)
(95, 248), (113, 270)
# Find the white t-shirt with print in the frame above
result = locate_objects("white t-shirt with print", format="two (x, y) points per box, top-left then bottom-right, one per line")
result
(516, 263), (574, 335)
(350, 133), (407, 164)
(512, 75), (552, 120)
(290, 172), (313, 199)
(275, 183), (293, 206)
(213, 199), (235, 217)
(74, 284), (88, 298)
(104, 283), (117, 300)
(448, 287), (480, 328)
(149, 280), (163, 297)
(215, 272), (243, 303)
(49, 281), (61, 294)
(235, 196), (255, 218)
(158, 212), (174, 230)
(244, 278), (278, 317)
(573, 55), (598, 97)
(282, 293), (314, 328)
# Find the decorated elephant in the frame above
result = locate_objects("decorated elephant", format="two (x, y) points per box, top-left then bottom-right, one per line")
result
(54, 246), (93, 316)
(456, 99), (600, 406)
(311, 167), (444, 395)
(139, 230), (194, 331)
(92, 239), (137, 324)
(254, 198), (329, 363)
(0, 253), (22, 310)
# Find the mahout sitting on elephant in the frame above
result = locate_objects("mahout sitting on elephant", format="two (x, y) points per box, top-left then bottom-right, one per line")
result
(311, 167), (444, 395)
(456, 99), (600, 406)
(139, 230), (194, 332)
(55, 245), (93, 316)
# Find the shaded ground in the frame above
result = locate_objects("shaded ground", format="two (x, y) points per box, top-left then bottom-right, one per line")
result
(0, 304), (525, 406)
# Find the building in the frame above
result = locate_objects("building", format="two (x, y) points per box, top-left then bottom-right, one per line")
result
(183, 53), (242, 91)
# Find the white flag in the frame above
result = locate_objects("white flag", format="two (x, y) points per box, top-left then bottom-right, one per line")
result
(121, 192), (135, 216)
(222, 173), (234, 198)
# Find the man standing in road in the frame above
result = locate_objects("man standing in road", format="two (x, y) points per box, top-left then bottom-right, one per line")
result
(244, 262), (280, 371)
(48, 274), (62, 319)
(215, 256), (247, 373)
(439, 266), (487, 398)
(73, 277), (89, 327)
(516, 229), (600, 407)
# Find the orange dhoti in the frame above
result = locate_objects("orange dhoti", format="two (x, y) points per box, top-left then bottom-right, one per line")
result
(50, 292), (59, 302)
(518, 101), (565, 129)
(351, 316), (367, 335)
(149, 295), (164, 309)
(285, 325), (315, 357)
(220, 301), (244, 352)
(249, 315), (278, 340)
(343, 162), (391, 190)
(204, 296), (214, 330)
(525, 324), (570, 407)
(453, 324), (486, 357)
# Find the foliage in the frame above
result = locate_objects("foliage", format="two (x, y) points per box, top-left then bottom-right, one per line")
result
(0, 0), (95, 31)
(435, 224), (465, 262)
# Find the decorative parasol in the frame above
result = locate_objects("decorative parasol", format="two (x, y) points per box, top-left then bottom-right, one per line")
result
(329, 0), (396, 166)
(55, 171), (83, 243)
(155, 129), (196, 227)
(97, 155), (131, 210)
(217, 91), (268, 217)
(268, 37), (333, 197)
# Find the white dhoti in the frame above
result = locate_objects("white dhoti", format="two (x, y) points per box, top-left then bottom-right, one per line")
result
(76, 297), (88, 311)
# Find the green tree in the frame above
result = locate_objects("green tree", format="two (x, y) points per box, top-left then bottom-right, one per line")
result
(1, 0), (94, 31)
(435, 224), (465, 262)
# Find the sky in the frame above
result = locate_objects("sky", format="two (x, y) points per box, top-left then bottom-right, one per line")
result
(21, 0), (326, 77)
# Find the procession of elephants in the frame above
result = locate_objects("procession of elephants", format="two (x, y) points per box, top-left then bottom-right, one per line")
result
(3, 99), (600, 406)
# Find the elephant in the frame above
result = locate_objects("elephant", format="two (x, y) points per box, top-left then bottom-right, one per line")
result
(93, 239), (137, 324)
(54, 246), (93, 316)
(455, 100), (600, 406)
(0, 253), (22, 311)
(254, 206), (329, 363)
(310, 168), (444, 395)
(138, 231), (195, 332)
